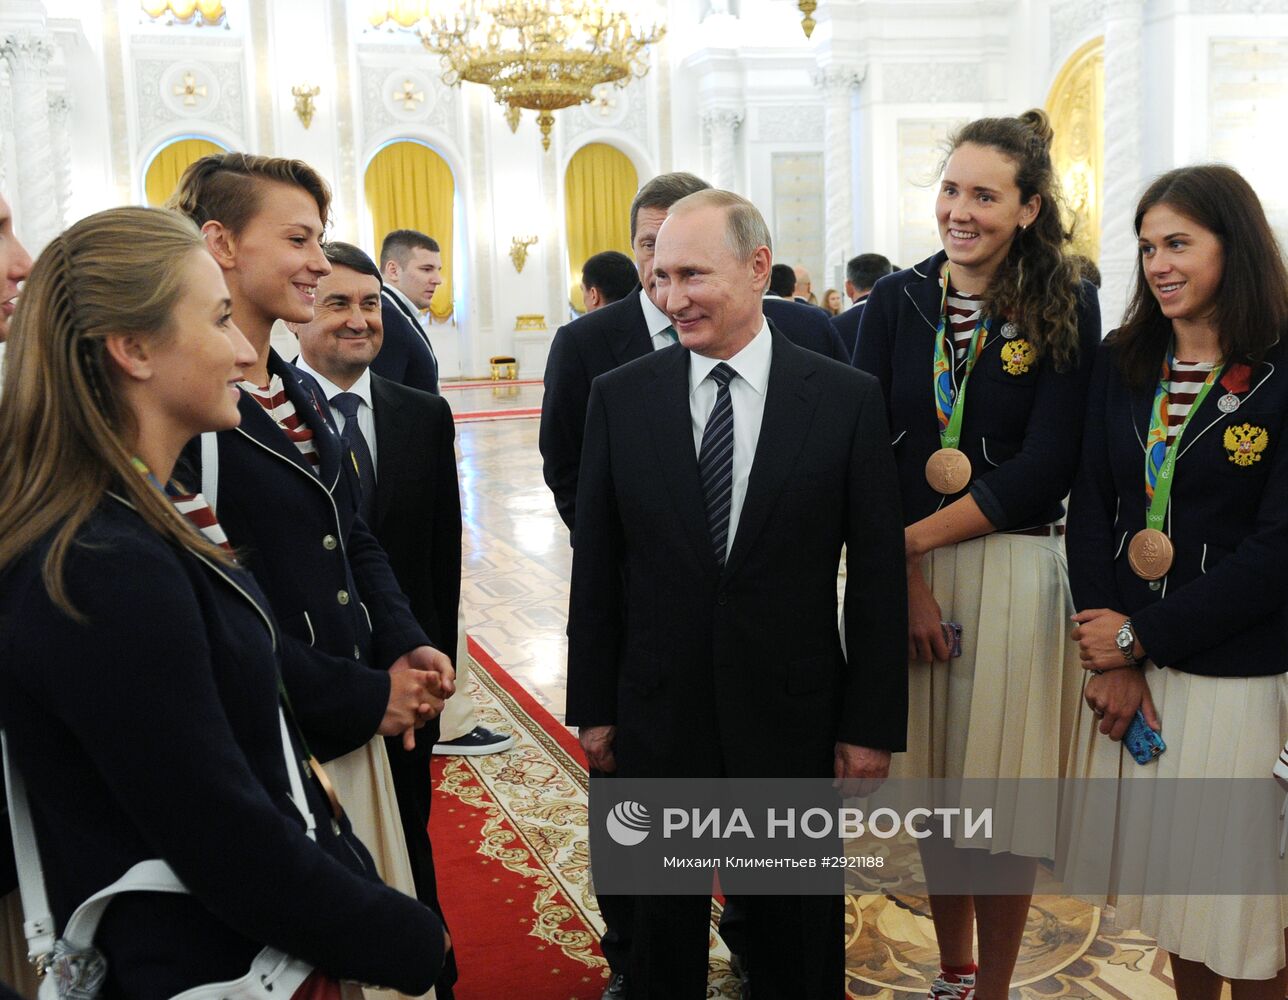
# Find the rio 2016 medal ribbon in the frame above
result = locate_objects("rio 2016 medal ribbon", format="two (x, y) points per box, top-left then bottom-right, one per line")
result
(928, 264), (991, 495)
(1135, 353), (1223, 579)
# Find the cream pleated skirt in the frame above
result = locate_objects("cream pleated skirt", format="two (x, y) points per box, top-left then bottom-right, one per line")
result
(888, 532), (1085, 857)
(1061, 667), (1288, 981)
(326, 736), (434, 1000)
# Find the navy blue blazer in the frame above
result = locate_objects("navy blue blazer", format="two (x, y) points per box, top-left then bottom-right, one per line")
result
(371, 288), (439, 395)
(0, 498), (443, 998)
(855, 251), (1101, 528)
(1067, 338), (1288, 677)
(541, 289), (653, 532)
(176, 351), (431, 761)
(567, 329), (908, 777)
(835, 298), (867, 363)
(761, 296), (849, 363)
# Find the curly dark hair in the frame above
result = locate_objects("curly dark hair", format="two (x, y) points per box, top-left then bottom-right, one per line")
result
(944, 109), (1084, 371)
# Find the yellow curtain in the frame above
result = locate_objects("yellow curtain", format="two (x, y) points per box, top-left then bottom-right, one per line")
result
(564, 143), (638, 312)
(365, 140), (456, 321)
(144, 137), (223, 207)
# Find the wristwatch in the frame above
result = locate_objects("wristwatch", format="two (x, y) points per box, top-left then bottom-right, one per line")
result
(1115, 618), (1140, 666)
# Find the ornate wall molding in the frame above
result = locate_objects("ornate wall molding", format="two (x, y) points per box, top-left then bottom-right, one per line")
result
(701, 107), (743, 189)
(48, 93), (72, 227)
(754, 104), (823, 143)
(564, 78), (648, 148)
(1050, 0), (1107, 64)
(1190, 0), (1288, 11)
(133, 55), (245, 141)
(881, 61), (985, 103)
(1, 30), (59, 250)
(357, 54), (458, 143)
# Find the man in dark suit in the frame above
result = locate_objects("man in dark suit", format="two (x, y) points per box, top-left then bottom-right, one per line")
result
(541, 171), (713, 533)
(833, 252), (895, 362)
(373, 229), (443, 394)
(581, 250), (639, 311)
(761, 276), (850, 363)
(567, 189), (908, 999)
(293, 242), (462, 999)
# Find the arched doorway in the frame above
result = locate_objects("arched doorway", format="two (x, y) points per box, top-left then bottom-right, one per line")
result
(364, 139), (457, 321)
(564, 142), (638, 313)
(142, 136), (226, 206)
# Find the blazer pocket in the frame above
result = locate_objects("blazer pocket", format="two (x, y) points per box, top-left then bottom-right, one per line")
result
(280, 610), (316, 647)
(786, 655), (836, 695)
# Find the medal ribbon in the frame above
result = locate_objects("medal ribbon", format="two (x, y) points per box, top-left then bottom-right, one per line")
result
(932, 265), (991, 449)
(1143, 354), (1222, 530)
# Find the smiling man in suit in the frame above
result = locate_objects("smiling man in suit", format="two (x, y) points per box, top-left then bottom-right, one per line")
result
(293, 241), (462, 999)
(567, 190), (908, 999)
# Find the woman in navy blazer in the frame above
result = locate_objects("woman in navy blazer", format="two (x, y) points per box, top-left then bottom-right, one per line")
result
(0, 207), (445, 998)
(855, 110), (1099, 1000)
(1066, 165), (1288, 995)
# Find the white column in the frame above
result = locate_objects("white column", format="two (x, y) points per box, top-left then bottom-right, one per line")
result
(701, 108), (744, 191)
(1098, 0), (1146, 332)
(47, 92), (71, 229)
(1, 31), (58, 252)
(814, 65), (865, 288)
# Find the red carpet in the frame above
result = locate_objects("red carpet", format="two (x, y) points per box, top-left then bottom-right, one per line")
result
(431, 638), (609, 1000)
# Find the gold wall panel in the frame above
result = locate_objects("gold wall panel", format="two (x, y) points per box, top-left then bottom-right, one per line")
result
(1046, 37), (1105, 264)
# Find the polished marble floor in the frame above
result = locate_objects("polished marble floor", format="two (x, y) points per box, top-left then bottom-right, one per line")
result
(451, 383), (1214, 1000)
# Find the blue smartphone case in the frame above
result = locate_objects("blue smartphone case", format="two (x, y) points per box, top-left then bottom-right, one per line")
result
(1124, 709), (1165, 764)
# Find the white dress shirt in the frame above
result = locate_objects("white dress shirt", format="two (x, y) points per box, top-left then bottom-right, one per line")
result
(640, 288), (678, 352)
(296, 360), (378, 478)
(687, 319), (772, 560)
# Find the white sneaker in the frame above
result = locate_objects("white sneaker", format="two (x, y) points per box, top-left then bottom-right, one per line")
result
(927, 972), (976, 999)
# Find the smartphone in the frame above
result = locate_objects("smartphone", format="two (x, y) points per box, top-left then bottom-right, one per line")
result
(1123, 709), (1165, 765)
(940, 621), (962, 658)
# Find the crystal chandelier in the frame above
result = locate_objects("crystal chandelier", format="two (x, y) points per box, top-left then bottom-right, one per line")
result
(372, 1), (664, 152)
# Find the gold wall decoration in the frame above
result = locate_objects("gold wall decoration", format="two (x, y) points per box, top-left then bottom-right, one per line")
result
(510, 235), (538, 272)
(292, 83), (320, 129)
(141, 0), (226, 26)
(173, 71), (207, 107)
(393, 79), (425, 111)
(1045, 37), (1105, 263)
(797, 0), (818, 38)
(514, 314), (547, 331)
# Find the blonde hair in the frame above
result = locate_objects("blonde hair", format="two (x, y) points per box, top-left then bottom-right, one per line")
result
(668, 188), (772, 262)
(0, 206), (235, 617)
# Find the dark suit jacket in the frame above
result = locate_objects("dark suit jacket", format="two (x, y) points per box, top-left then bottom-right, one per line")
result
(372, 288), (440, 395)
(0, 498), (443, 998)
(1067, 337), (1288, 677)
(540, 289), (652, 531)
(566, 329), (908, 779)
(370, 374), (461, 656)
(176, 351), (431, 762)
(762, 296), (849, 363)
(834, 297), (867, 363)
(855, 250), (1101, 529)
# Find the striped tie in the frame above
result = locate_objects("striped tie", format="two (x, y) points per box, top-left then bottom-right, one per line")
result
(699, 362), (737, 566)
(662, 325), (678, 343)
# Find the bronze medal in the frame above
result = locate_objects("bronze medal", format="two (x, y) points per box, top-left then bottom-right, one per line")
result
(1127, 528), (1174, 580)
(925, 448), (972, 495)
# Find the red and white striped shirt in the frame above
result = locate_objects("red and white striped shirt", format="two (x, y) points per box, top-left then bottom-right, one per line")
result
(1165, 359), (1217, 446)
(169, 491), (232, 550)
(945, 286), (985, 369)
(239, 375), (322, 473)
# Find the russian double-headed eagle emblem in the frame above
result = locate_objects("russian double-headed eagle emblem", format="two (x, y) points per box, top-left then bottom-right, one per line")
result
(1000, 338), (1036, 376)
(1223, 423), (1269, 467)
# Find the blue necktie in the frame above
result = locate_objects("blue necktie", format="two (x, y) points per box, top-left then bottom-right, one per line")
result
(331, 392), (376, 524)
(699, 363), (736, 566)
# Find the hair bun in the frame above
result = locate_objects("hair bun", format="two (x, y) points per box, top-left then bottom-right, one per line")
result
(1017, 108), (1054, 152)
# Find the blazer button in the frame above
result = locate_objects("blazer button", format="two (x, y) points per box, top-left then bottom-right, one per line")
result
(322, 534), (338, 550)
(353, 646), (361, 660)
(717, 593), (728, 606)
(337, 589), (350, 606)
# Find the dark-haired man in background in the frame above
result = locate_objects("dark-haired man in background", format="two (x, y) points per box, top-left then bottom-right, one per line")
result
(374, 228), (443, 394)
(581, 250), (639, 312)
(762, 264), (850, 363)
(835, 252), (895, 362)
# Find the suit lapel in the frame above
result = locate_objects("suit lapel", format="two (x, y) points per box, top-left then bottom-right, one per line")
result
(608, 293), (654, 368)
(383, 287), (431, 349)
(272, 353), (342, 491)
(370, 374), (404, 528)
(1178, 357), (1276, 459)
(647, 347), (716, 573)
(722, 331), (820, 580)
